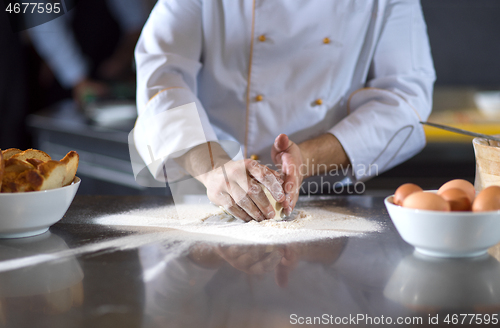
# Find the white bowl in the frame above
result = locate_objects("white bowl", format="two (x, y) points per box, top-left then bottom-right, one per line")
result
(0, 177), (80, 238)
(385, 192), (500, 258)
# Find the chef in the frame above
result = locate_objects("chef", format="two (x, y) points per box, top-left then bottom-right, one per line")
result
(28, 0), (148, 102)
(134, 0), (435, 221)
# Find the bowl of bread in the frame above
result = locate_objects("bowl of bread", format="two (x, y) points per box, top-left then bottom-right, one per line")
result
(0, 148), (80, 238)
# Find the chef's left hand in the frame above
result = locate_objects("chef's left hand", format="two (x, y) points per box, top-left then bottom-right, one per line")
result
(271, 134), (304, 216)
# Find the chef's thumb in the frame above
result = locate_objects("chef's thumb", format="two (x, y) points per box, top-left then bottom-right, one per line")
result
(274, 134), (290, 153)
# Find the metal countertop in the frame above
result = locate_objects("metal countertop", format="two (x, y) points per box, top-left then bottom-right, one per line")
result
(1, 195), (499, 328)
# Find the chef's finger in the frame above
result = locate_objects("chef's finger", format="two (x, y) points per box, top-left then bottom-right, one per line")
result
(231, 185), (266, 222)
(270, 168), (284, 184)
(245, 179), (276, 220)
(245, 159), (285, 203)
(219, 192), (253, 222)
(282, 176), (298, 216)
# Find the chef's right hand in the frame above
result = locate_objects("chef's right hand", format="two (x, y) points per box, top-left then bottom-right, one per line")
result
(176, 142), (286, 221)
(198, 158), (286, 222)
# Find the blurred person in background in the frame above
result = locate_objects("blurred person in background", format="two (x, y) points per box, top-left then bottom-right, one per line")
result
(0, 9), (28, 149)
(28, 0), (148, 106)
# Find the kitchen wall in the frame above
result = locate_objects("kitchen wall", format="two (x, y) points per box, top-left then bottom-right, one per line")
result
(421, 0), (500, 87)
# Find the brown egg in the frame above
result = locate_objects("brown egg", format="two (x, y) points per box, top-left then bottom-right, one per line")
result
(439, 188), (472, 211)
(472, 186), (500, 212)
(403, 191), (451, 211)
(394, 183), (423, 206)
(438, 179), (476, 203)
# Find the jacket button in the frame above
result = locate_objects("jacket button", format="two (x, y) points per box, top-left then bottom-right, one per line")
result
(323, 37), (331, 44)
(255, 95), (264, 102)
(315, 99), (323, 105)
(250, 154), (260, 161)
(258, 35), (266, 42)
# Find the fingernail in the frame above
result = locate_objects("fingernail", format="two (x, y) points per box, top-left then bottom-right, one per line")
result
(267, 211), (275, 219)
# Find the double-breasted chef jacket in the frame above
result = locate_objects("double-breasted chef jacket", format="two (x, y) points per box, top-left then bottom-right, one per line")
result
(134, 0), (435, 183)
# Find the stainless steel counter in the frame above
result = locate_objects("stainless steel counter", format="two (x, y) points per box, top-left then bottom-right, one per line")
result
(1, 195), (500, 328)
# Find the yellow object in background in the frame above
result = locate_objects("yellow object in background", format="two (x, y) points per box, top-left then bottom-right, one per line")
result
(424, 109), (500, 143)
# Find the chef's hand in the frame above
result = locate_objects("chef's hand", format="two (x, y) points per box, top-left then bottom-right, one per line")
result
(272, 133), (351, 216)
(177, 142), (286, 222)
(216, 245), (285, 275)
(201, 158), (285, 221)
(271, 134), (304, 216)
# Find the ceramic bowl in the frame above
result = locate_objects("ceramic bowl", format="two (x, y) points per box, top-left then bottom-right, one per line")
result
(385, 192), (500, 258)
(0, 177), (80, 238)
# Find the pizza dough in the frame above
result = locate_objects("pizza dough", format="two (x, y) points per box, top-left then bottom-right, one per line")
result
(262, 185), (284, 220)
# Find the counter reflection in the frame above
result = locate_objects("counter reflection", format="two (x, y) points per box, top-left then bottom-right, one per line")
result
(384, 252), (500, 312)
(139, 238), (347, 328)
(0, 232), (84, 327)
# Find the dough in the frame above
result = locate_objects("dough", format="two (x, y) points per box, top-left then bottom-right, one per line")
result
(262, 185), (284, 220)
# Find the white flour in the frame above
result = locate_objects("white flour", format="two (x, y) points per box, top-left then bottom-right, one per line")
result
(94, 203), (382, 244)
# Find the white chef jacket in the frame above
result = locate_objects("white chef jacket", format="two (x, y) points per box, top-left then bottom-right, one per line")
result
(134, 0), (435, 183)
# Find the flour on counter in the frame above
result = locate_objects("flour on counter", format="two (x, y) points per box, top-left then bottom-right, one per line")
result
(94, 204), (382, 244)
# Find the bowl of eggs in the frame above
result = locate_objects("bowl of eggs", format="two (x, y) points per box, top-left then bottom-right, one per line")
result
(385, 179), (500, 258)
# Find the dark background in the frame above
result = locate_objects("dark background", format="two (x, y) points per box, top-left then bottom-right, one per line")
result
(421, 0), (500, 87)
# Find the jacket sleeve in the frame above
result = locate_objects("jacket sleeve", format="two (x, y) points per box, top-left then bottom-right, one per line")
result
(134, 0), (218, 181)
(329, 0), (435, 182)
(28, 14), (89, 88)
(106, 0), (148, 32)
